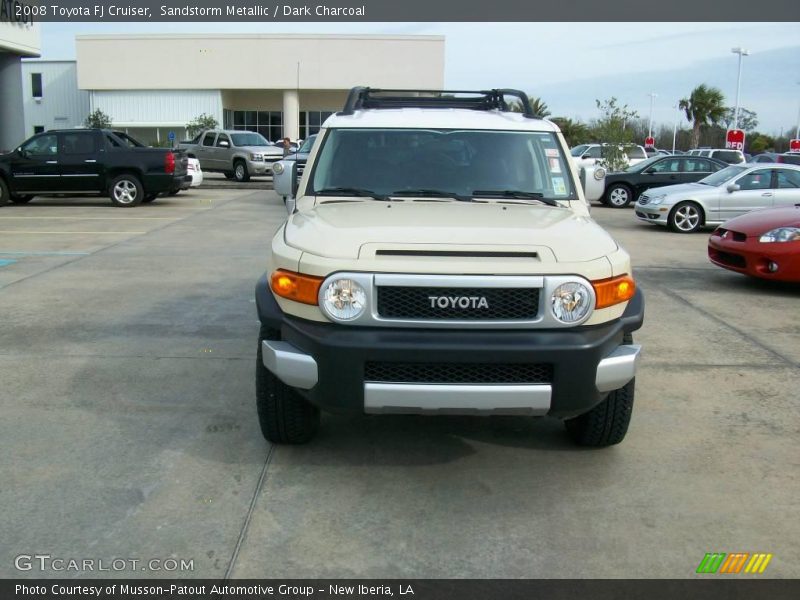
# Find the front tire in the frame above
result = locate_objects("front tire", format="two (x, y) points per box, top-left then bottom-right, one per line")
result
(233, 160), (250, 182)
(605, 183), (633, 208)
(565, 378), (635, 447)
(256, 327), (320, 444)
(0, 178), (9, 207)
(109, 174), (144, 207)
(668, 201), (703, 233)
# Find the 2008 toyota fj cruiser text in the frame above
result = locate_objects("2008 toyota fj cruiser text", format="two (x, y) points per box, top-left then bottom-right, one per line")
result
(256, 88), (644, 447)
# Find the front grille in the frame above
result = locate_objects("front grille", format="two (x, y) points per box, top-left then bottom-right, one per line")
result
(714, 228), (747, 242)
(709, 248), (746, 268)
(377, 286), (539, 320)
(296, 161), (306, 176)
(365, 362), (553, 384)
(638, 195), (648, 205)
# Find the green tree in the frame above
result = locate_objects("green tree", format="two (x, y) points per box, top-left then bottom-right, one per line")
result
(186, 113), (219, 139)
(590, 97), (639, 171)
(84, 109), (112, 129)
(550, 117), (589, 147)
(721, 107), (758, 132)
(747, 134), (774, 154)
(508, 95), (550, 118)
(678, 85), (726, 149)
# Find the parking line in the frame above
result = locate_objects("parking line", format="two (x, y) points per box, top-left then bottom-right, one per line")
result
(0, 251), (91, 256)
(0, 231), (146, 235)
(0, 259), (17, 267)
(0, 216), (177, 221)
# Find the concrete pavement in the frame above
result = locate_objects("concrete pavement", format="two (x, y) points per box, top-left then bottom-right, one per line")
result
(1, 191), (797, 579)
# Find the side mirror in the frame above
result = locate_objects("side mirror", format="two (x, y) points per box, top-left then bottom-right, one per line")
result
(17, 147), (27, 158)
(726, 183), (740, 193)
(643, 167), (656, 174)
(218, 141), (229, 148)
(272, 160), (298, 199)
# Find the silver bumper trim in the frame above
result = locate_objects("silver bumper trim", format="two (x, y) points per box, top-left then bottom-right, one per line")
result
(364, 383), (552, 415)
(261, 340), (318, 390)
(595, 344), (641, 393)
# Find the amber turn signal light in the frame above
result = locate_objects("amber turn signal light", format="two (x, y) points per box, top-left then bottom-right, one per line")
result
(592, 274), (636, 309)
(270, 270), (324, 305)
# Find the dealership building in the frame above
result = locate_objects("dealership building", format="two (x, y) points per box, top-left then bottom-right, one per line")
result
(16, 33), (445, 146)
(0, 10), (40, 151)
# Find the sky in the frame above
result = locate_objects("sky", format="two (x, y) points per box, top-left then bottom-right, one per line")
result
(40, 21), (800, 135)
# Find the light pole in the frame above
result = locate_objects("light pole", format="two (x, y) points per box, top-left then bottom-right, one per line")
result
(672, 105), (680, 154)
(647, 92), (657, 140)
(795, 81), (800, 141)
(731, 47), (750, 130)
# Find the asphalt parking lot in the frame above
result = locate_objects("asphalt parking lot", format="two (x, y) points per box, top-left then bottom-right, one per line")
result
(1, 189), (798, 579)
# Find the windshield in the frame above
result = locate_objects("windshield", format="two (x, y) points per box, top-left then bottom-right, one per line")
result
(570, 145), (589, 157)
(297, 134), (317, 154)
(699, 165), (748, 186)
(230, 132), (269, 147)
(311, 128), (577, 201)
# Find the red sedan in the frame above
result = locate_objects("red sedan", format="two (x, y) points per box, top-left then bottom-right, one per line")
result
(708, 204), (800, 282)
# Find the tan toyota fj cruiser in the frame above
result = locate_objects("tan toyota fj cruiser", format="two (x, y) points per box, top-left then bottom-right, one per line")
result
(256, 88), (644, 446)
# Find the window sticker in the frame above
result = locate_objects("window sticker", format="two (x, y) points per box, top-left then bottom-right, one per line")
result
(549, 157), (562, 173)
(545, 148), (560, 158)
(552, 177), (567, 195)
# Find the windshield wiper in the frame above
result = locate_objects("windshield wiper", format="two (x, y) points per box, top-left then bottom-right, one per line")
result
(391, 189), (472, 202)
(315, 187), (388, 201)
(471, 190), (560, 207)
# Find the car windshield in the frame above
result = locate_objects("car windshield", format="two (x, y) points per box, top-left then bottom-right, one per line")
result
(624, 156), (661, 173)
(297, 134), (317, 154)
(699, 165), (748, 186)
(311, 128), (577, 202)
(230, 132), (269, 147)
(570, 145), (589, 157)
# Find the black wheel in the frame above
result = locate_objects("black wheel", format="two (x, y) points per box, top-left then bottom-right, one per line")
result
(233, 160), (250, 182)
(668, 201), (703, 233)
(11, 194), (33, 204)
(142, 193), (158, 203)
(224, 172), (235, 180)
(109, 174), (144, 207)
(604, 183), (633, 208)
(565, 346), (635, 448)
(256, 326), (319, 444)
(0, 178), (9, 207)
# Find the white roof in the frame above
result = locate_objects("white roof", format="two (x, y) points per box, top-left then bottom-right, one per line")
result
(323, 108), (560, 132)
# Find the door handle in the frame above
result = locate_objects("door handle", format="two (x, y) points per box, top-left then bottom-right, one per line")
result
(46, 160), (58, 164)
(84, 159), (97, 163)
(761, 192), (773, 197)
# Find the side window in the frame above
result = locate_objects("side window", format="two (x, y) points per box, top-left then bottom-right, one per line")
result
(22, 134), (58, 156)
(683, 158), (713, 172)
(736, 170), (771, 191)
(202, 133), (216, 147)
(775, 170), (800, 189)
(31, 73), (43, 98)
(652, 158), (681, 172)
(61, 132), (97, 155)
(216, 134), (230, 147)
(105, 134), (121, 148)
(584, 146), (601, 159)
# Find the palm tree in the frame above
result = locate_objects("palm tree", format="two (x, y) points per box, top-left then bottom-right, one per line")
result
(550, 117), (589, 147)
(679, 85), (726, 149)
(508, 95), (551, 118)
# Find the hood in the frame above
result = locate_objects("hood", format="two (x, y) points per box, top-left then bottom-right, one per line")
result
(284, 200), (618, 262)
(724, 205), (800, 236)
(649, 182), (715, 199)
(242, 145), (283, 156)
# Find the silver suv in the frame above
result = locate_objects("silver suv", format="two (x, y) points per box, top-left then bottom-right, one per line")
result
(180, 129), (284, 182)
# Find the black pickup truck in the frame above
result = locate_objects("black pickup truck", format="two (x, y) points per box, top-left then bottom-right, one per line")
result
(0, 129), (190, 207)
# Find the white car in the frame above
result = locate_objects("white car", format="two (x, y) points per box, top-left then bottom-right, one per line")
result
(686, 148), (745, 164)
(187, 157), (203, 187)
(570, 143), (648, 169)
(635, 163), (800, 233)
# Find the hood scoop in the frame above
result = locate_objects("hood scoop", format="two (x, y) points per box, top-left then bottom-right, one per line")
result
(375, 250), (539, 259)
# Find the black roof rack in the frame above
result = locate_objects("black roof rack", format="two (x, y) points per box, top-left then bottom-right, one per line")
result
(338, 87), (541, 119)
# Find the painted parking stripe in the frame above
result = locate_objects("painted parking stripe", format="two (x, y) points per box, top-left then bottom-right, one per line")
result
(0, 259), (17, 267)
(0, 231), (146, 235)
(0, 216), (176, 220)
(0, 251), (91, 256)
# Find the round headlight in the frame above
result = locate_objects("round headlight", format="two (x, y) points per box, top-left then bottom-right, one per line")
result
(321, 278), (367, 321)
(593, 167), (607, 180)
(550, 282), (592, 324)
(272, 161), (284, 175)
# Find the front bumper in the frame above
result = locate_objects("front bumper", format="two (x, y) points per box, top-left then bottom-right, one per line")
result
(708, 235), (800, 282)
(635, 203), (669, 225)
(256, 276), (645, 418)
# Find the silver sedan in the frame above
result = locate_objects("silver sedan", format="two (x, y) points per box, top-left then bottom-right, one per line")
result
(635, 164), (800, 233)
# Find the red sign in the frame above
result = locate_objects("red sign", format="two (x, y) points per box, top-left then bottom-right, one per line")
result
(790, 139), (800, 152)
(644, 136), (655, 149)
(726, 129), (745, 151)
